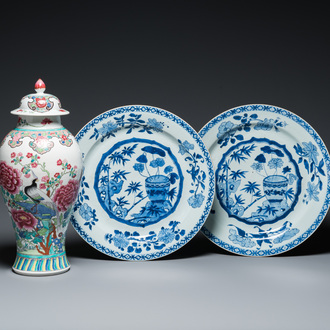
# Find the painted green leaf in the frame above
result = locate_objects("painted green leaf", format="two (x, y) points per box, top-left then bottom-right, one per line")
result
(37, 228), (48, 236)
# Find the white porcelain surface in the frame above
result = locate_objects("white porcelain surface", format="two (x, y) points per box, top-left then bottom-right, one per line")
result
(71, 105), (215, 260)
(199, 104), (330, 256)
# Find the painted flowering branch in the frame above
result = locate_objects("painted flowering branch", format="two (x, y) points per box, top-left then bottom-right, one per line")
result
(34, 225), (56, 255)
(89, 114), (164, 141)
(178, 139), (206, 208)
(294, 141), (325, 203)
(104, 220), (185, 254)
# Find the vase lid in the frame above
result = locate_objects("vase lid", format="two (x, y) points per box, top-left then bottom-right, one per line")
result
(11, 79), (70, 116)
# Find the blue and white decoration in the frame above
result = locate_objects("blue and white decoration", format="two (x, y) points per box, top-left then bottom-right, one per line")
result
(199, 104), (330, 256)
(95, 138), (183, 227)
(216, 137), (302, 224)
(71, 105), (215, 260)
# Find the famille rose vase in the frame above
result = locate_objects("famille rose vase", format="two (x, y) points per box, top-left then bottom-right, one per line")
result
(0, 79), (83, 275)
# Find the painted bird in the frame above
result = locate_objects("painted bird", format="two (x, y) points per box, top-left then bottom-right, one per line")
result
(24, 172), (60, 222)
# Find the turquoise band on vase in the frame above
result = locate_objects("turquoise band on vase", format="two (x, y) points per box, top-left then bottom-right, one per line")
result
(13, 252), (70, 273)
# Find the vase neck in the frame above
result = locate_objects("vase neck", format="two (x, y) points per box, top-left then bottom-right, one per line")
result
(15, 115), (63, 130)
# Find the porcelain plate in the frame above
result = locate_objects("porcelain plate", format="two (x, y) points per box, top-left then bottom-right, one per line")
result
(199, 104), (330, 256)
(71, 105), (215, 260)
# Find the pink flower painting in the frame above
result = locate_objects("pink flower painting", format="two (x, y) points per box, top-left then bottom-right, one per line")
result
(0, 161), (22, 194)
(53, 179), (80, 212)
(11, 209), (37, 231)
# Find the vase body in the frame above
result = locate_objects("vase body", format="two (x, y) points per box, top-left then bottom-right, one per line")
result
(0, 81), (82, 275)
(263, 174), (288, 209)
(145, 175), (170, 202)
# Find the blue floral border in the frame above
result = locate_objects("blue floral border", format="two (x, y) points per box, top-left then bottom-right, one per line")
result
(71, 105), (215, 260)
(199, 104), (330, 256)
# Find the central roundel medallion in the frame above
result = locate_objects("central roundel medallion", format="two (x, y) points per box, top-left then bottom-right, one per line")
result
(216, 137), (302, 225)
(95, 138), (183, 227)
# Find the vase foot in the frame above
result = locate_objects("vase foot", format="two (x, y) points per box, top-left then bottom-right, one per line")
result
(12, 253), (70, 276)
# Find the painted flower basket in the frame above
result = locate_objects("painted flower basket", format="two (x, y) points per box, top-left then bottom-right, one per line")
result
(145, 175), (171, 202)
(263, 175), (289, 208)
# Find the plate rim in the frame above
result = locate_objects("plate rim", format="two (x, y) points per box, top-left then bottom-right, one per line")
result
(71, 104), (215, 260)
(199, 103), (330, 257)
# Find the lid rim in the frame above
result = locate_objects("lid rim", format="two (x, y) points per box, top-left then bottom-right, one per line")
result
(11, 109), (70, 116)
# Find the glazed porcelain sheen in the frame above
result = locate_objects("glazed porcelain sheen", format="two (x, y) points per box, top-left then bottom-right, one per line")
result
(71, 105), (215, 260)
(199, 104), (330, 256)
(0, 79), (83, 275)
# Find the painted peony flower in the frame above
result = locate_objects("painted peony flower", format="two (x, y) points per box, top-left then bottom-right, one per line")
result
(113, 231), (130, 250)
(0, 161), (22, 194)
(158, 227), (175, 244)
(217, 121), (235, 140)
(53, 179), (79, 212)
(11, 209), (37, 231)
(147, 118), (164, 132)
(187, 193), (205, 208)
(99, 121), (118, 136)
(178, 140), (194, 155)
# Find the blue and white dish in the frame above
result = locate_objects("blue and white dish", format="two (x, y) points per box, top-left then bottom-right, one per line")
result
(71, 105), (215, 260)
(199, 104), (330, 256)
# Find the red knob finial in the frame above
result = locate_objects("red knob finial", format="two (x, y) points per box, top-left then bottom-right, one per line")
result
(35, 79), (46, 92)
